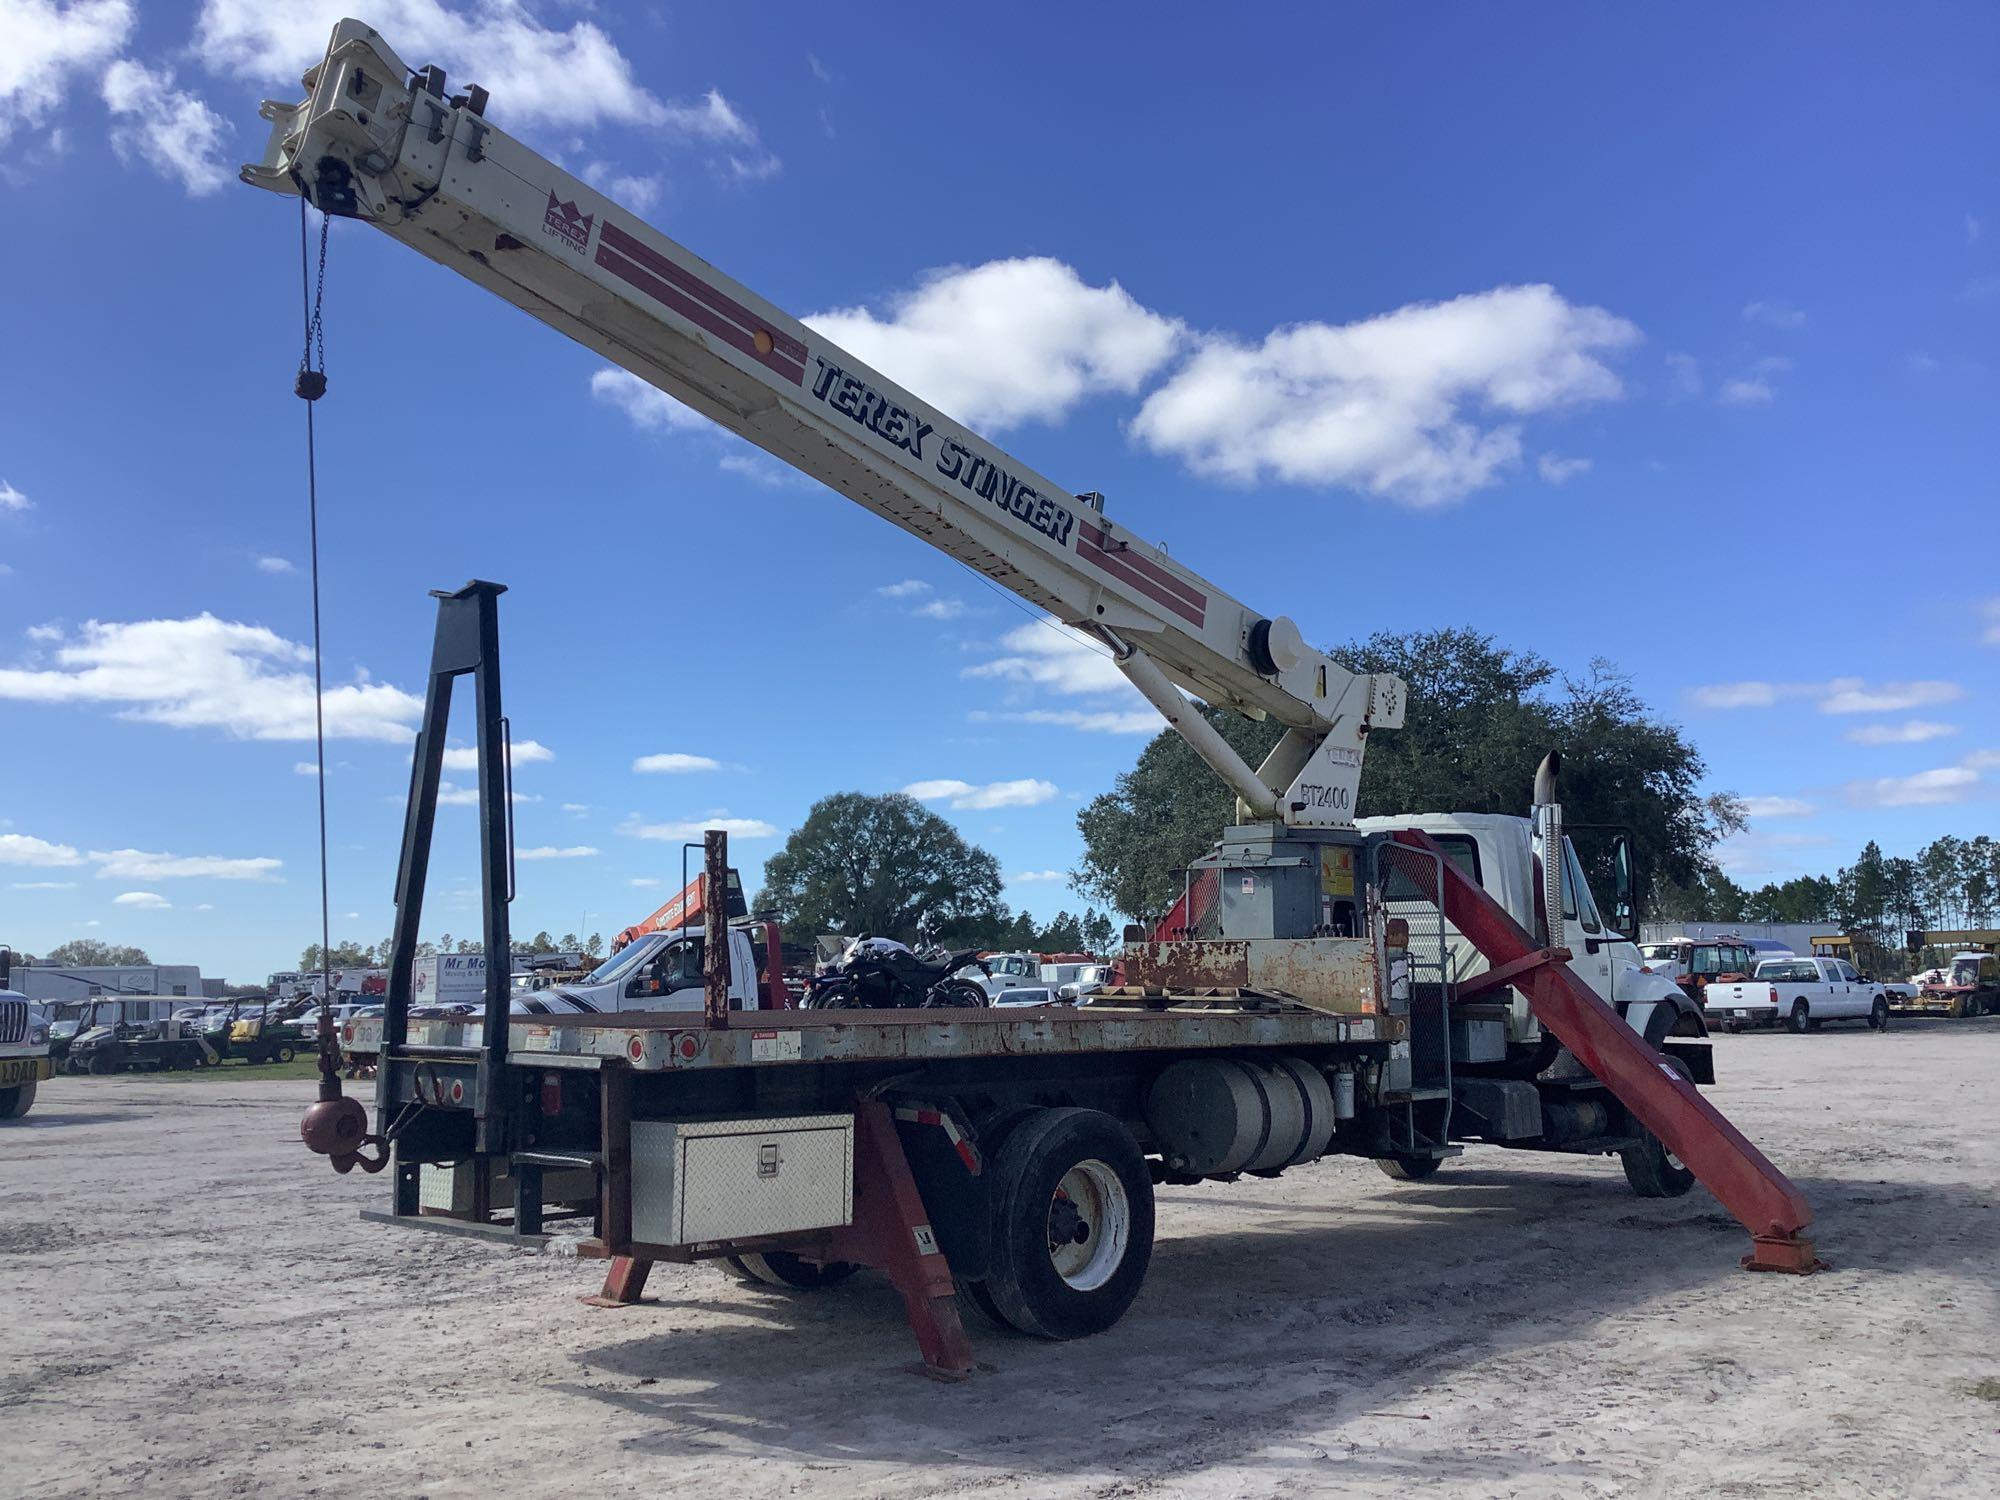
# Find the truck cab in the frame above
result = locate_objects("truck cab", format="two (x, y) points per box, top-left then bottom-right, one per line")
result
(1355, 811), (1702, 1054)
(1, 948), (54, 1119)
(962, 951), (1044, 1002)
(551, 926), (778, 1014)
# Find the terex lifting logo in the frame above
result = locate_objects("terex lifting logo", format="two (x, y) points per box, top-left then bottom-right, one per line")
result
(542, 190), (594, 255)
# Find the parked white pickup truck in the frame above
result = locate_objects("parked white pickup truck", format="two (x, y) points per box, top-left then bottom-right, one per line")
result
(1703, 956), (1889, 1034)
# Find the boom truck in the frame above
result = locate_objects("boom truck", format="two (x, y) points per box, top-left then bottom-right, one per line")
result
(255, 20), (1818, 1377)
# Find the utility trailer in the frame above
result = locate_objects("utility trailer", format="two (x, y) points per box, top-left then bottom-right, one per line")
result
(245, 20), (1821, 1379)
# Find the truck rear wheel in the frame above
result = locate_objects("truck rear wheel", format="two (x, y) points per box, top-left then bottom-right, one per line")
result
(0, 1080), (35, 1119)
(1786, 1000), (1812, 1034)
(980, 1107), (1153, 1340)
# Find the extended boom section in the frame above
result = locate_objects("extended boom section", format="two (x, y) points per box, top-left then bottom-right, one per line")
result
(242, 20), (1404, 827)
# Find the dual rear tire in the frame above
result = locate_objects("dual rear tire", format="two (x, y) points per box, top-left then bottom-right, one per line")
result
(961, 1107), (1154, 1341)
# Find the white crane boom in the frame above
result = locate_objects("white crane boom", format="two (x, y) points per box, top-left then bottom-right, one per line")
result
(240, 20), (1404, 826)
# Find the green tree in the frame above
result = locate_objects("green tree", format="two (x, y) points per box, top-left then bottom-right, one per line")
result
(1081, 909), (1115, 954)
(1036, 911), (1085, 952)
(584, 932), (604, 959)
(43, 939), (151, 966)
(756, 792), (1006, 945)
(1077, 627), (1734, 922)
(301, 940), (376, 971)
(511, 930), (557, 955)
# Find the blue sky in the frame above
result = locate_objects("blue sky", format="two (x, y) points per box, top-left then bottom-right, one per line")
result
(2, 2), (1996, 983)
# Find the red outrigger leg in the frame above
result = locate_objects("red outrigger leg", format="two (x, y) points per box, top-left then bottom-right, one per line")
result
(1390, 828), (1823, 1274)
(825, 1100), (976, 1380)
(583, 1254), (654, 1307)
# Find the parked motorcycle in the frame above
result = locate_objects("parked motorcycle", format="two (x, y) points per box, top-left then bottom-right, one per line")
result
(802, 944), (991, 1010)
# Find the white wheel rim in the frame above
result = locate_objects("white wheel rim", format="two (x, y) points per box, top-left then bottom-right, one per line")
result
(1048, 1159), (1129, 1292)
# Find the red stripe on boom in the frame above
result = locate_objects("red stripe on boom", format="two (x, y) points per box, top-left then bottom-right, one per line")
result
(595, 225), (805, 386)
(1077, 538), (1207, 628)
(1078, 521), (1207, 613)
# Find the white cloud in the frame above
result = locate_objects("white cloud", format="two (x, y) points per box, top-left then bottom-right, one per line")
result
(112, 890), (170, 909)
(1691, 678), (1962, 715)
(0, 479), (32, 511)
(964, 620), (1134, 699)
(1537, 453), (1591, 484)
(1965, 750), (2000, 771)
(1692, 681), (1779, 709)
(1846, 720), (1957, 745)
(294, 761), (321, 776)
(913, 597), (968, 621)
(1664, 352), (1702, 397)
(516, 845), (599, 860)
(101, 58), (231, 196)
(435, 780), (538, 806)
(969, 707), (1160, 735)
(441, 739), (553, 771)
(1817, 679), (1961, 715)
(24, 623), (61, 641)
(194, 0), (666, 130)
(619, 814), (778, 841)
(88, 848), (281, 881)
(1718, 376), (1775, 406)
(904, 777), (1059, 811)
(11, 880), (77, 889)
(255, 556), (294, 574)
(1969, 214), (1985, 246)
(1740, 796), (1815, 818)
(1742, 299), (1806, 329)
(0, 0), (132, 146)
(561, 802), (591, 815)
(629, 876), (662, 888)
(1841, 767), (1981, 808)
(0, 833), (83, 867)
(1980, 598), (2000, 646)
(1007, 869), (1067, 884)
(0, 615), (422, 741)
(633, 752), (721, 774)
(583, 161), (661, 213)
(589, 367), (702, 430)
(877, 580), (932, 599)
(1131, 284), (1638, 507)
(808, 257), (1183, 431)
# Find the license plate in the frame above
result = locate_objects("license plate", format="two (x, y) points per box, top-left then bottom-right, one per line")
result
(1732, 1010), (1749, 1019)
(0, 1056), (52, 1086)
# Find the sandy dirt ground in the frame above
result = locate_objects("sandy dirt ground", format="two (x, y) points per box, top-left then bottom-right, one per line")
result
(4, 1020), (1997, 1499)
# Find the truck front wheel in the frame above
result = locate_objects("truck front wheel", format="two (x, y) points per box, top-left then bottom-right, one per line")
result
(978, 1107), (1153, 1340)
(1622, 1059), (1698, 1198)
(0, 1080), (35, 1119)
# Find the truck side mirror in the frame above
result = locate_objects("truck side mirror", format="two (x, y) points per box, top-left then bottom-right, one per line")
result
(1609, 832), (1638, 941)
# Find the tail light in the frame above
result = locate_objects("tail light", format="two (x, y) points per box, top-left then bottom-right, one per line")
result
(1768, 985), (1779, 1006)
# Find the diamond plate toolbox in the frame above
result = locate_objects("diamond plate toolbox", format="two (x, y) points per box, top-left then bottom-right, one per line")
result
(630, 1113), (854, 1245)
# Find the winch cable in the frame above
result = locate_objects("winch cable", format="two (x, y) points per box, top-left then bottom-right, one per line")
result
(294, 194), (339, 1102)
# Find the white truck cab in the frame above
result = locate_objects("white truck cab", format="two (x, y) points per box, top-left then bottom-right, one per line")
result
(550, 927), (771, 1014)
(964, 952), (1044, 1002)
(1356, 812), (1698, 1052)
(1, 970), (54, 1120)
